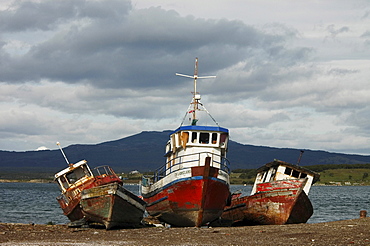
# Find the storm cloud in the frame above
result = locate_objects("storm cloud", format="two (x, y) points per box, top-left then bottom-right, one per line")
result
(1, 0), (370, 155)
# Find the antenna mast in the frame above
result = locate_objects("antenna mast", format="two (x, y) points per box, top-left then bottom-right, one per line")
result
(56, 142), (70, 165)
(176, 58), (216, 125)
(297, 150), (304, 165)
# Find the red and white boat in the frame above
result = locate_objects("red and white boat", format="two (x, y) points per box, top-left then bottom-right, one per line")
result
(141, 58), (231, 227)
(218, 159), (320, 226)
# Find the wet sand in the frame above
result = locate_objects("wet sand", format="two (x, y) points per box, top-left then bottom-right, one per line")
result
(0, 217), (369, 246)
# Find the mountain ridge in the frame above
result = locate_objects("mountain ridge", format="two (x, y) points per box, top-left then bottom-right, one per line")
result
(1, 130), (370, 178)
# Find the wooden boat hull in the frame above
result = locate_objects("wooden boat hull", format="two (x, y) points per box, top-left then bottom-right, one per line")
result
(57, 195), (84, 222)
(220, 179), (312, 226)
(56, 175), (120, 223)
(143, 163), (230, 227)
(56, 178), (97, 223)
(80, 183), (146, 229)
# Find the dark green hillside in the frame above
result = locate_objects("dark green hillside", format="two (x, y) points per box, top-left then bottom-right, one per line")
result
(227, 141), (370, 169)
(306, 163), (370, 172)
(231, 163), (370, 185)
(1, 130), (370, 180)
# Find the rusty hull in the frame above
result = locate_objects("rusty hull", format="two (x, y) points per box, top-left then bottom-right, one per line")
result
(144, 159), (230, 227)
(145, 177), (230, 227)
(56, 174), (122, 223)
(220, 179), (312, 226)
(80, 183), (146, 229)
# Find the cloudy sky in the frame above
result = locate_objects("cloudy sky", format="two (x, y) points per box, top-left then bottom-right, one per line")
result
(1, 0), (370, 155)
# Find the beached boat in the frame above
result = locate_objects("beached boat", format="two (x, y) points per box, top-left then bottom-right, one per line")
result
(54, 143), (146, 229)
(218, 159), (320, 226)
(55, 159), (94, 223)
(141, 58), (231, 227)
(80, 175), (146, 229)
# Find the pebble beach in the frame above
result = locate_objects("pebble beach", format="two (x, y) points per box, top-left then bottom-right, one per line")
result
(0, 217), (369, 246)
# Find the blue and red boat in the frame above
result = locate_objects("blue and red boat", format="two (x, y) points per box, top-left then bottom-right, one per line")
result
(141, 58), (231, 227)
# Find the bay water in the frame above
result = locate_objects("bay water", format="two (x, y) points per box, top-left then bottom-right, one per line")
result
(0, 183), (369, 225)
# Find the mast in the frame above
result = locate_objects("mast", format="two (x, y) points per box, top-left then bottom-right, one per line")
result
(56, 142), (70, 165)
(297, 150), (304, 165)
(176, 58), (216, 125)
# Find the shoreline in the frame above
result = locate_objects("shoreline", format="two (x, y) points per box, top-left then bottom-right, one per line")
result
(0, 179), (54, 183)
(0, 179), (140, 185)
(1, 218), (369, 245)
(1, 179), (369, 186)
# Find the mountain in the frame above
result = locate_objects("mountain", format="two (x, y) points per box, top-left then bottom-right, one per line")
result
(1, 130), (370, 179)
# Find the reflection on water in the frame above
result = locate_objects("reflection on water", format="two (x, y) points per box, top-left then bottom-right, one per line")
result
(0, 183), (368, 224)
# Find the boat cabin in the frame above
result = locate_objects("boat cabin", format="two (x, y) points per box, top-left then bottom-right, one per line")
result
(55, 160), (93, 193)
(155, 125), (230, 179)
(166, 126), (229, 152)
(251, 160), (320, 195)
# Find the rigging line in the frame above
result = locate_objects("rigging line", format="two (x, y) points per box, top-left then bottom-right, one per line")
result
(199, 102), (220, 127)
(180, 101), (193, 126)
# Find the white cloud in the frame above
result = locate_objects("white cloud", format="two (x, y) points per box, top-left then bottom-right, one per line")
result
(0, 0), (370, 155)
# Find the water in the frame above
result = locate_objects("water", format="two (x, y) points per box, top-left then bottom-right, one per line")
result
(309, 186), (370, 223)
(0, 183), (369, 225)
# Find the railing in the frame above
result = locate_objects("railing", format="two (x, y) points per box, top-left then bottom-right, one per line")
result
(143, 152), (230, 185)
(92, 165), (116, 177)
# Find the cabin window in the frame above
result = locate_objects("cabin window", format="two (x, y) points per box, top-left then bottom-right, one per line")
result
(60, 176), (69, 189)
(165, 141), (171, 154)
(270, 168), (277, 181)
(212, 133), (218, 144)
(284, 167), (292, 175)
(83, 166), (91, 176)
(220, 133), (228, 146)
(292, 170), (300, 178)
(200, 133), (209, 144)
(284, 167), (306, 179)
(191, 132), (197, 143)
(66, 172), (77, 183)
(67, 166), (90, 183)
(262, 172), (268, 183)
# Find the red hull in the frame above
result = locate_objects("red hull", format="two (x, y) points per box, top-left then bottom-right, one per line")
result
(145, 178), (229, 227)
(144, 164), (230, 227)
(220, 179), (312, 225)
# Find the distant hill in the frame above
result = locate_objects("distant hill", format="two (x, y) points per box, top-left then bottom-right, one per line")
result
(1, 130), (370, 179)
